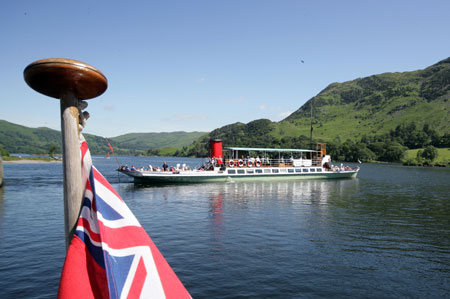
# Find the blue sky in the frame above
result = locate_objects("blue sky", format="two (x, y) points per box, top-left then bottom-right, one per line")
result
(1, 0), (449, 137)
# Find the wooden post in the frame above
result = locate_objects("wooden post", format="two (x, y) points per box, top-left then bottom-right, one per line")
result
(60, 91), (83, 248)
(24, 58), (107, 249)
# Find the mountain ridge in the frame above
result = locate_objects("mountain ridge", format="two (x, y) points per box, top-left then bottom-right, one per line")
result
(0, 119), (206, 155)
(1, 57), (449, 160)
(180, 57), (450, 158)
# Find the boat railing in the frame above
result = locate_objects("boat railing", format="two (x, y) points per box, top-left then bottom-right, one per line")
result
(223, 158), (322, 167)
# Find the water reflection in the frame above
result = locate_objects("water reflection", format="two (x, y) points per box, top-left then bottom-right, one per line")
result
(209, 192), (223, 226)
(219, 179), (360, 206)
(0, 187), (4, 221)
(209, 192), (224, 261)
(122, 179), (361, 211)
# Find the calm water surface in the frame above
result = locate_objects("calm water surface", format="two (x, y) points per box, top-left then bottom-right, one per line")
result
(0, 157), (449, 298)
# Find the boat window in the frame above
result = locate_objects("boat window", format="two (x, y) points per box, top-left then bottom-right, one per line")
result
(255, 169), (263, 173)
(272, 169), (279, 173)
(310, 168), (316, 172)
(227, 169), (236, 174)
(295, 169), (302, 173)
(302, 168), (309, 173)
(317, 168), (322, 172)
(264, 169), (271, 173)
(280, 169), (287, 173)
(288, 169), (294, 173)
(247, 169), (254, 174)
(237, 169), (245, 174)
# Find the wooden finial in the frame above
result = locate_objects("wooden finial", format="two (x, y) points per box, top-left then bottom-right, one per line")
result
(24, 58), (107, 100)
(24, 58), (108, 249)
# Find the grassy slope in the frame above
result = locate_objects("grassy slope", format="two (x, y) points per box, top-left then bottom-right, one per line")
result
(280, 64), (450, 142)
(404, 148), (450, 164)
(110, 131), (206, 150)
(0, 120), (61, 153)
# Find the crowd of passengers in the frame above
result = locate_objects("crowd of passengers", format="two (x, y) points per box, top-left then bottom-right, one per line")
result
(118, 156), (308, 172)
(118, 162), (191, 172)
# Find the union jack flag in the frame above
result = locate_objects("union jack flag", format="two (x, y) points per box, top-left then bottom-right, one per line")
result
(58, 135), (191, 299)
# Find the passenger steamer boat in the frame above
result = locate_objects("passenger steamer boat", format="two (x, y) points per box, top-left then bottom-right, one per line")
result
(118, 140), (359, 184)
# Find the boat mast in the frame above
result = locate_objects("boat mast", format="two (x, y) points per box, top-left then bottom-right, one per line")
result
(309, 98), (313, 150)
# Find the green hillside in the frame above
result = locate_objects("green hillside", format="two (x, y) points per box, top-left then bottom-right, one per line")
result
(404, 147), (450, 165)
(282, 57), (450, 141)
(0, 120), (62, 154)
(180, 57), (450, 162)
(110, 131), (206, 154)
(0, 119), (113, 155)
(0, 119), (206, 155)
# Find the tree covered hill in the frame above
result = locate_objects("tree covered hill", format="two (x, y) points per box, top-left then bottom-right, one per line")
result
(0, 119), (206, 155)
(282, 56), (450, 141)
(110, 131), (206, 153)
(0, 120), (114, 155)
(180, 57), (450, 160)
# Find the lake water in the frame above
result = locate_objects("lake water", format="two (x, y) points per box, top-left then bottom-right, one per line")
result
(0, 157), (449, 298)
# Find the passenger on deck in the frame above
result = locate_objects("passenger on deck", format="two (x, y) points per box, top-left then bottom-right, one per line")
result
(162, 161), (168, 171)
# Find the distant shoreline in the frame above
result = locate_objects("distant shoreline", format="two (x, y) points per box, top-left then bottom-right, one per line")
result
(2, 159), (62, 164)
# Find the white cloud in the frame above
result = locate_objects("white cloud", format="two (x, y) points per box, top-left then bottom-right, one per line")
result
(197, 77), (206, 83)
(174, 113), (208, 120)
(277, 111), (292, 118)
(259, 104), (282, 111)
(104, 104), (114, 111)
(226, 96), (245, 103)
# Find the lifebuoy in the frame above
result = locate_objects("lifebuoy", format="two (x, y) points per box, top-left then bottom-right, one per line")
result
(228, 160), (235, 168)
(238, 159), (244, 167)
(255, 161), (261, 167)
(247, 160), (253, 167)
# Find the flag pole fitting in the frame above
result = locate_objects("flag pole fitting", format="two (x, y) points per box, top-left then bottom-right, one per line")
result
(24, 58), (108, 249)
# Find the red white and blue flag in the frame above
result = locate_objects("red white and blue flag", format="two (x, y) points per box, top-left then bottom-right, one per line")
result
(58, 136), (191, 299)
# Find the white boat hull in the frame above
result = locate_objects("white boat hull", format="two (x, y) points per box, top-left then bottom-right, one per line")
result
(119, 167), (359, 184)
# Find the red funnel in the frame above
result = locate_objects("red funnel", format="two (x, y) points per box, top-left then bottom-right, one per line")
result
(210, 139), (223, 164)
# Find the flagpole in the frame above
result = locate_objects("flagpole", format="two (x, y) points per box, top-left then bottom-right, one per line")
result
(24, 58), (107, 249)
